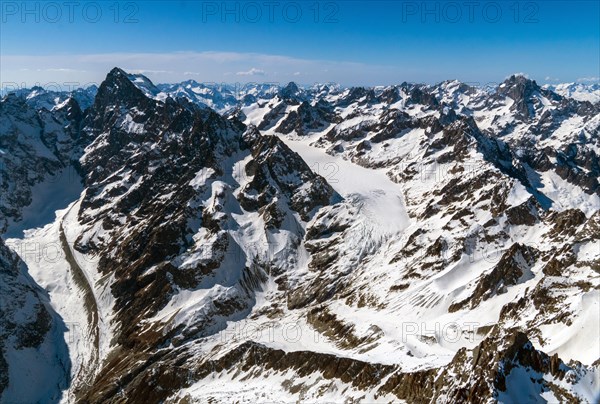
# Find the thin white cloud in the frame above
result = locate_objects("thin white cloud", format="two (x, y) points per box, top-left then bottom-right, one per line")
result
(45, 68), (86, 73)
(0, 51), (420, 86)
(125, 69), (172, 75)
(507, 72), (529, 79)
(577, 77), (599, 83)
(236, 68), (266, 76)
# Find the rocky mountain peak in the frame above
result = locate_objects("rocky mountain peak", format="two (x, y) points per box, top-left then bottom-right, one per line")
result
(495, 75), (549, 118)
(498, 74), (540, 96)
(497, 75), (540, 99)
(94, 67), (156, 108)
(280, 81), (302, 100)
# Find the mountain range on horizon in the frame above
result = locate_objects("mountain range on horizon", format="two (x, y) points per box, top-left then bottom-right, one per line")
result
(2, 71), (599, 112)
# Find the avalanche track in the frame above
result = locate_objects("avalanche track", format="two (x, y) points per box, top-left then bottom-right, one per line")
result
(59, 218), (100, 393)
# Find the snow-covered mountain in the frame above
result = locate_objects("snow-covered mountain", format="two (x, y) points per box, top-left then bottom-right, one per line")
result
(544, 83), (600, 104)
(0, 93), (85, 236)
(1, 69), (599, 403)
(156, 81), (280, 114)
(8, 85), (98, 112)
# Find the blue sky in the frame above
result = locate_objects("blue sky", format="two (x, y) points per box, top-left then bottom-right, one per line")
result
(1, 1), (599, 87)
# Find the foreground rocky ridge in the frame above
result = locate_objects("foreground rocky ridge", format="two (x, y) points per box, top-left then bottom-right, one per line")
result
(0, 70), (598, 402)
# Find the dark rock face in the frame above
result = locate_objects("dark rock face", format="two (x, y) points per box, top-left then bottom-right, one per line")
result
(559, 145), (600, 194)
(115, 331), (585, 404)
(449, 243), (538, 312)
(505, 197), (540, 226)
(274, 101), (337, 136)
(496, 75), (543, 119)
(241, 126), (336, 222)
(576, 210), (600, 243)
(547, 208), (588, 237)
(407, 85), (440, 107)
